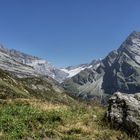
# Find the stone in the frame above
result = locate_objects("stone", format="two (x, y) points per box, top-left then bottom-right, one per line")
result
(107, 92), (140, 138)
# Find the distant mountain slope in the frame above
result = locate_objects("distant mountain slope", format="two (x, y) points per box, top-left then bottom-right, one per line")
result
(0, 68), (74, 104)
(61, 60), (101, 79)
(0, 45), (101, 83)
(0, 45), (67, 82)
(62, 60), (103, 101)
(62, 31), (140, 101)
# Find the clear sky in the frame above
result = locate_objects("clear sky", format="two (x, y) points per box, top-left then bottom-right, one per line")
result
(0, 0), (140, 67)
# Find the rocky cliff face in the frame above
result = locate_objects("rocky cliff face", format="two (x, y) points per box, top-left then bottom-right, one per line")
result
(0, 45), (67, 82)
(62, 31), (140, 101)
(102, 31), (140, 94)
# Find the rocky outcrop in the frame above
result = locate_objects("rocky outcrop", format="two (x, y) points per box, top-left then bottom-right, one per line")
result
(107, 92), (140, 138)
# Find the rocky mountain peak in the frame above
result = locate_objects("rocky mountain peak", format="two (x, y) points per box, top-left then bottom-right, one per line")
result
(117, 31), (140, 65)
(118, 31), (140, 52)
(129, 31), (140, 39)
(125, 31), (140, 44)
(102, 31), (140, 95)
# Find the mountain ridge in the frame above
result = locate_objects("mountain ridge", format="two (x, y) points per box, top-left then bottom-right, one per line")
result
(61, 60), (101, 79)
(1, 31), (140, 102)
(62, 31), (140, 101)
(0, 44), (68, 82)
(0, 44), (101, 83)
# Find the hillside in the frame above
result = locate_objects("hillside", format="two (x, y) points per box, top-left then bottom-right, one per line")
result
(0, 98), (135, 140)
(0, 67), (136, 139)
(0, 68), (74, 104)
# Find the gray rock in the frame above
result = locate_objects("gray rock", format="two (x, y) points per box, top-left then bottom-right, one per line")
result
(134, 93), (140, 101)
(107, 92), (140, 138)
(102, 31), (140, 95)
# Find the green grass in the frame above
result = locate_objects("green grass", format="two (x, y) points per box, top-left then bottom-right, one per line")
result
(0, 69), (137, 139)
(0, 101), (61, 139)
(0, 100), (136, 140)
(0, 79), (30, 99)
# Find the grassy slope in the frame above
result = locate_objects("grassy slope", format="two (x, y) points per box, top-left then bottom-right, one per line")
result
(0, 69), (74, 105)
(0, 69), (136, 140)
(0, 100), (135, 140)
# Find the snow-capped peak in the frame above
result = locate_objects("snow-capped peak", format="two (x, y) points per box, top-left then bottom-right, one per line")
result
(61, 60), (101, 79)
(61, 66), (86, 78)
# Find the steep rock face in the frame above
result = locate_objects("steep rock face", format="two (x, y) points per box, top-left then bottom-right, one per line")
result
(0, 45), (36, 77)
(0, 45), (67, 82)
(107, 92), (140, 138)
(102, 31), (140, 94)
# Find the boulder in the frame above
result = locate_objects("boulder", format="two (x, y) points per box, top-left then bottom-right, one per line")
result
(107, 92), (140, 137)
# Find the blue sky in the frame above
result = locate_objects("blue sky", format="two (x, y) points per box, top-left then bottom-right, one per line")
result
(0, 0), (140, 67)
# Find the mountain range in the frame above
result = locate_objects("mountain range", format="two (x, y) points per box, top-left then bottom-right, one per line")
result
(1, 31), (140, 102)
(0, 44), (99, 83)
